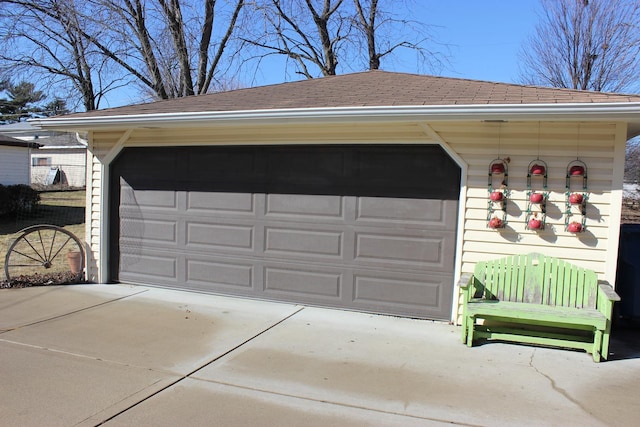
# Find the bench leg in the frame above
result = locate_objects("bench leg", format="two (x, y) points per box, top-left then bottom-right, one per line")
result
(466, 320), (475, 347)
(593, 329), (603, 362)
(461, 316), (467, 344)
(600, 321), (613, 361)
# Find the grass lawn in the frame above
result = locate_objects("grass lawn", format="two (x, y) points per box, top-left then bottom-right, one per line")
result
(0, 190), (86, 281)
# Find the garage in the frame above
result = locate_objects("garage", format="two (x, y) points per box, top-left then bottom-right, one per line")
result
(110, 144), (460, 319)
(33, 70), (640, 326)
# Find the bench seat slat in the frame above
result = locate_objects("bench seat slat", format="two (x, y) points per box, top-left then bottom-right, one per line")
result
(466, 300), (606, 329)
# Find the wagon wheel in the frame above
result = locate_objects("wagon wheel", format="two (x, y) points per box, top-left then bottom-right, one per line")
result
(4, 225), (85, 285)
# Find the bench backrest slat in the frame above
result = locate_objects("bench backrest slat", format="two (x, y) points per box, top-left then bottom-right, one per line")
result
(473, 253), (598, 309)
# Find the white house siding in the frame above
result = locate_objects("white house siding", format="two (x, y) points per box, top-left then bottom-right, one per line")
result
(31, 149), (87, 187)
(0, 146), (31, 185)
(86, 120), (625, 320)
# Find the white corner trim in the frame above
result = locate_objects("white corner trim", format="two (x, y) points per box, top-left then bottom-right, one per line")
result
(418, 123), (445, 143)
(433, 141), (468, 324)
(417, 127), (469, 323)
(98, 128), (133, 283)
(605, 122), (628, 287)
(99, 163), (109, 283)
(104, 129), (133, 165)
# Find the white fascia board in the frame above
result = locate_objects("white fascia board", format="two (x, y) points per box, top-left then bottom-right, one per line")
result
(37, 145), (86, 150)
(31, 102), (640, 131)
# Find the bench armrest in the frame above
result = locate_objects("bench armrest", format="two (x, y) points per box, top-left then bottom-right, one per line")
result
(598, 280), (621, 302)
(458, 273), (473, 290)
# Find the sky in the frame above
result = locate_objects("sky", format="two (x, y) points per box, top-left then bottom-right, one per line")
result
(249, 0), (542, 87)
(106, 0), (542, 108)
(416, 0), (540, 84)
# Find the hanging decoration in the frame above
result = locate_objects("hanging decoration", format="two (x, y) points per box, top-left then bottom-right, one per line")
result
(564, 124), (588, 233)
(525, 159), (548, 230)
(565, 159), (588, 233)
(486, 123), (509, 229)
(487, 158), (510, 229)
(525, 123), (548, 231)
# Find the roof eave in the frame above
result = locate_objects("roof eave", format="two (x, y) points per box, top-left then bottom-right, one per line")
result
(30, 103), (640, 137)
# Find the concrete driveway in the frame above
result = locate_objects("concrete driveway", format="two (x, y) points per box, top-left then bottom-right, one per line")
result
(1, 284), (639, 427)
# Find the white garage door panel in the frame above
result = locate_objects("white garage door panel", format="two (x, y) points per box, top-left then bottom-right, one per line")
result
(266, 194), (345, 219)
(355, 197), (453, 227)
(120, 252), (177, 281)
(265, 227), (343, 258)
(352, 273), (444, 308)
(189, 222), (255, 250)
(187, 191), (255, 213)
(264, 266), (342, 297)
(187, 259), (254, 289)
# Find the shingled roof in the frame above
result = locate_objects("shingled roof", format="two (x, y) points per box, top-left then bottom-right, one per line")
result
(0, 134), (41, 148)
(63, 70), (640, 119)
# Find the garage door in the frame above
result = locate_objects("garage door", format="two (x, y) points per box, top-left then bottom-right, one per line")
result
(110, 145), (460, 319)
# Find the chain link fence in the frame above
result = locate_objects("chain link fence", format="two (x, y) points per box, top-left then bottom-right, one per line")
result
(31, 163), (86, 191)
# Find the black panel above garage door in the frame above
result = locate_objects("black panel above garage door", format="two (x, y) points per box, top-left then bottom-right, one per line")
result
(110, 145), (460, 320)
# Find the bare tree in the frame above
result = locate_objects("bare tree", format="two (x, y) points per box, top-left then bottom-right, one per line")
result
(244, 0), (445, 79)
(519, 0), (640, 92)
(626, 138), (640, 182)
(0, 0), (246, 110)
(0, 0), (115, 111)
(352, 0), (444, 72)
(244, 0), (348, 78)
(84, 0), (246, 99)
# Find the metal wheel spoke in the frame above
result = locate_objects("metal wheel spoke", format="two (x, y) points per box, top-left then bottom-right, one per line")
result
(8, 249), (46, 265)
(46, 229), (58, 262)
(50, 235), (74, 261)
(19, 235), (48, 263)
(37, 230), (49, 262)
(8, 262), (44, 268)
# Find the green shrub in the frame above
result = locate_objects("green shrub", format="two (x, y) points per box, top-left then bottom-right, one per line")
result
(0, 184), (40, 216)
(0, 185), (9, 216)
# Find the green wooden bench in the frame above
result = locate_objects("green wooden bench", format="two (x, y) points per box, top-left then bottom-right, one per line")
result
(460, 253), (620, 362)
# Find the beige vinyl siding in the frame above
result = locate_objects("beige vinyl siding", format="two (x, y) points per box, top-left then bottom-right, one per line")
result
(86, 119), (624, 294)
(97, 123), (430, 146)
(432, 121), (623, 280)
(84, 150), (102, 282)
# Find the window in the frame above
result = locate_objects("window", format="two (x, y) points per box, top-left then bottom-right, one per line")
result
(32, 157), (51, 166)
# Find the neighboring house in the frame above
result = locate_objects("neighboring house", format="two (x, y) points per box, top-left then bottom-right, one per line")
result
(30, 133), (87, 188)
(32, 71), (640, 323)
(0, 120), (59, 140)
(0, 121), (87, 188)
(0, 134), (41, 185)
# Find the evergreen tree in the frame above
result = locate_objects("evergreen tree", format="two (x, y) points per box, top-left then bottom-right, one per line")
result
(0, 80), (48, 122)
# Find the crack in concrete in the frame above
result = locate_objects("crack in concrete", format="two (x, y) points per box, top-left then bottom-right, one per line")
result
(193, 377), (486, 427)
(0, 288), (150, 333)
(92, 306), (307, 426)
(528, 349), (597, 421)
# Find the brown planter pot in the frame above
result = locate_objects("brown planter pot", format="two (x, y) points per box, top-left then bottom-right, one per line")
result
(66, 251), (83, 274)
